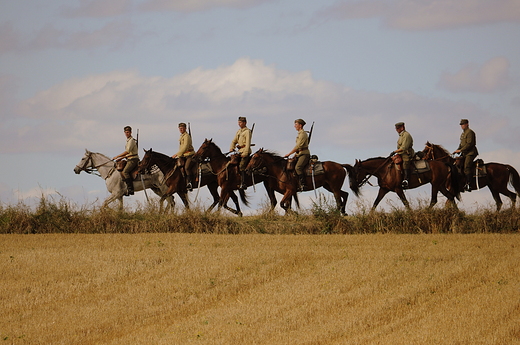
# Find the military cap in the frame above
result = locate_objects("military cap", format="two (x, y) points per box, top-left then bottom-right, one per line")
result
(460, 119), (469, 125)
(123, 126), (132, 132)
(295, 118), (306, 126)
(395, 122), (405, 127)
(238, 116), (247, 122)
(178, 122), (187, 128)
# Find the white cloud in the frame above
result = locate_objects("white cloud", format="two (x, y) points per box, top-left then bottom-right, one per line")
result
(61, 0), (133, 18)
(3, 57), (499, 157)
(314, 0), (520, 30)
(140, 0), (275, 12)
(0, 23), (20, 54)
(438, 57), (511, 93)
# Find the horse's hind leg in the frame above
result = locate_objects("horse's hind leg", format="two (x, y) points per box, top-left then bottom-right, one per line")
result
(489, 188), (504, 212)
(220, 190), (242, 216)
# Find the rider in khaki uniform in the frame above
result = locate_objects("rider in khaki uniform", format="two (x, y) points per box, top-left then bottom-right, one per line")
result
(453, 119), (478, 192)
(230, 116), (252, 190)
(285, 119), (310, 191)
(172, 123), (195, 191)
(392, 122), (414, 189)
(113, 126), (139, 196)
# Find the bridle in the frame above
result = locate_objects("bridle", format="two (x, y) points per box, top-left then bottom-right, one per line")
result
(75, 151), (114, 176)
(357, 157), (392, 188)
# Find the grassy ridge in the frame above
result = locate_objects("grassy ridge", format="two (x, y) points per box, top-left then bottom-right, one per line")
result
(1, 196), (518, 234)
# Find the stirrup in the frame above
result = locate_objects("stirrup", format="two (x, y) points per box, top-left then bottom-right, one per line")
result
(401, 180), (409, 189)
(464, 183), (472, 192)
(186, 182), (193, 192)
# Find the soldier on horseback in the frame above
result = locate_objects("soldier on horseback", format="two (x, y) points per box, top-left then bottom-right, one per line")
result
(392, 122), (414, 189)
(172, 122), (195, 191)
(453, 119), (478, 192)
(284, 119), (310, 192)
(230, 116), (252, 190)
(113, 125), (139, 196)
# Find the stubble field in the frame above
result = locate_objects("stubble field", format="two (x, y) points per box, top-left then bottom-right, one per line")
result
(2, 233), (519, 344)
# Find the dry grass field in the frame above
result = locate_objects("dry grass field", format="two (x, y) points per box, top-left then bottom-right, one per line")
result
(2, 233), (519, 344)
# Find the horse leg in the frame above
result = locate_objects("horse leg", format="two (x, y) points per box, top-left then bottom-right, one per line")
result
(323, 184), (349, 216)
(205, 183), (220, 213)
(372, 188), (390, 211)
(395, 188), (410, 210)
(179, 192), (190, 209)
(280, 191), (294, 215)
(489, 188), (503, 212)
(263, 181), (277, 211)
(222, 190), (242, 216)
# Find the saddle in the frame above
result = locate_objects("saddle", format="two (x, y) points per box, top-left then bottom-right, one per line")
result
(286, 155), (325, 176)
(474, 159), (487, 177)
(116, 159), (140, 180)
(454, 157), (487, 177)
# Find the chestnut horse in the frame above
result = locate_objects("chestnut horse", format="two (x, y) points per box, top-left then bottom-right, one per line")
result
(344, 156), (459, 211)
(422, 142), (520, 211)
(138, 148), (220, 212)
(193, 139), (262, 216)
(245, 148), (350, 215)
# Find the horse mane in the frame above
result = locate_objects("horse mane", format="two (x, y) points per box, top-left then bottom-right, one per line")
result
(426, 141), (450, 155)
(259, 149), (284, 160)
(361, 156), (387, 162)
(92, 152), (112, 161)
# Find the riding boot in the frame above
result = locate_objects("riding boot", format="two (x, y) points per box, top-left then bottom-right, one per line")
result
(298, 174), (306, 192)
(464, 173), (472, 192)
(125, 178), (134, 196)
(186, 174), (193, 192)
(239, 171), (247, 190)
(401, 169), (409, 189)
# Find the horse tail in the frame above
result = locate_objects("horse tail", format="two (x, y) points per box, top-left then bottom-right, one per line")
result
(342, 164), (361, 197)
(238, 189), (250, 207)
(507, 165), (520, 196)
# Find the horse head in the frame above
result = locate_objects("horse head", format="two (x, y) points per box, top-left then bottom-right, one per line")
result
(245, 148), (267, 173)
(138, 148), (153, 174)
(74, 150), (94, 174)
(194, 138), (223, 162)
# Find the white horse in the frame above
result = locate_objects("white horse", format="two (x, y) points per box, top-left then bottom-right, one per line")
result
(74, 149), (174, 211)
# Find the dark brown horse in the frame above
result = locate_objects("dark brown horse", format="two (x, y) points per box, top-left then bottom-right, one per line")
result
(245, 148), (350, 215)
(422, 142), (520, 211)
(138, 148), (220, 212)
(193, 139), (263, 216)
(344, 156), (459, 210)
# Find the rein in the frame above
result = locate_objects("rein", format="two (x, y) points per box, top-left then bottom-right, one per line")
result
(358, 157), (391, 187)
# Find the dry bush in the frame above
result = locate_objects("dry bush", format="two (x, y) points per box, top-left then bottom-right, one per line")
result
(1, 195), (519, 234)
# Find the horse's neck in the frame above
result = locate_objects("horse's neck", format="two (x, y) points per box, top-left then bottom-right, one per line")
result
(93, 154), (115, 179)
(363, 159), (388, 176)
(207, 151), (228, 170)
(265, 155), (285, 174)
(152, 154), (175, 174)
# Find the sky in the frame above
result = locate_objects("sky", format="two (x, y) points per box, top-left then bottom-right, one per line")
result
(1, 0), (520, 214)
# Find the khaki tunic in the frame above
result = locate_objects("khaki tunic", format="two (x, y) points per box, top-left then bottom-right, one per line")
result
(293, 129), (310, 157)
(230, 127), (252, 157)
(397, 130), (414, 169)
(458, 128), (478, 156)
(125, 136), (139, 160)
(123, 136), (139, 179)
(294, 129), (310, 176)
(458, 128), (478, 176)
(176, 132), (194, 157)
